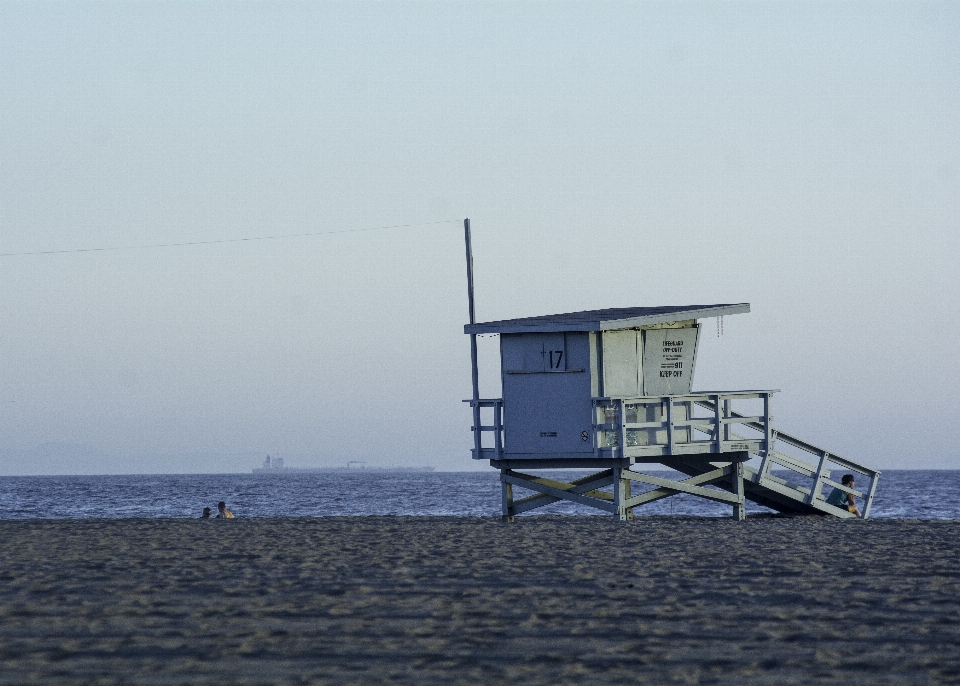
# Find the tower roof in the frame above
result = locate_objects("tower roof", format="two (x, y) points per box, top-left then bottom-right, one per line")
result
(464, 303), (749, 335)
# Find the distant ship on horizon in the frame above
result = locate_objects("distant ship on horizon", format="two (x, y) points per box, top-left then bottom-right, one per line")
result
(252, 454), (435, 474)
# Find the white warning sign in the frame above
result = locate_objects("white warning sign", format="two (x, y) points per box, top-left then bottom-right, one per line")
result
(642, 326), (699, 395)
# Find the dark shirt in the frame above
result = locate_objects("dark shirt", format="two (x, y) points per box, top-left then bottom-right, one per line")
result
(825, 486), (849, 508)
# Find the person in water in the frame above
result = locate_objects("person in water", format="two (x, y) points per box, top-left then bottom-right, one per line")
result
(216, 501), (235, 518)
(825, 474), (861, 517)
(201, 507), (212, 518)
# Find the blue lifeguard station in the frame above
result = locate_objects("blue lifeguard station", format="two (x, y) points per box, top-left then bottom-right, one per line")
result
(461, 220), (880, 521)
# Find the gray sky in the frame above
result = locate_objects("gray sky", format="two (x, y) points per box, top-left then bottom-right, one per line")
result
(1, 1), (957, 475)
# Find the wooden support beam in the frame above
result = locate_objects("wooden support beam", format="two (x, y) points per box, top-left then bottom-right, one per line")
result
(621, 469), (742, 506)
(618, 400), (627, 460)
(502, 473), (618, 514)
(491, 458), (631, 470)
(731, 460), (745, 521)
(712, 394), (722, 453)
(511, 481), (614, 507)
(666, 397), (675, 456)
(501, 470), (514, 523)
(621, 467), (731, 507)
(863, 472), (879, 520)
(809, 452), (829, 504)
(509, 471), (615, 515)
(613, 468), (627, 521)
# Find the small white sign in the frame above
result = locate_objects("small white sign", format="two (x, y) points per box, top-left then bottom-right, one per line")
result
(642, 327), (699, 395)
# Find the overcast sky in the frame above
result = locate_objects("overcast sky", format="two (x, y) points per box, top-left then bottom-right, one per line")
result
(1, 1), (957, 475)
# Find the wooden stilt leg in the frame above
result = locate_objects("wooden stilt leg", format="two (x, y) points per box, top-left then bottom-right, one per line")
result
(731, 460), (745, 521)
(501, 470), (514, 523)
(613, 468), (628, 521)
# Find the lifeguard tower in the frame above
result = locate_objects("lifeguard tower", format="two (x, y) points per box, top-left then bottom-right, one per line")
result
(461, 221), (880, 521)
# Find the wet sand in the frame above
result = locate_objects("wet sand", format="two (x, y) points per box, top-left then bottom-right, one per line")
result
(1, 516), (959, 685)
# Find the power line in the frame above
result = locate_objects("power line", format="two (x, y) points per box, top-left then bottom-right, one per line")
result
(0, 219), (462, 258)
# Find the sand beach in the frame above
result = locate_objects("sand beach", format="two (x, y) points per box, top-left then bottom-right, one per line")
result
(1, 516), (959, 684)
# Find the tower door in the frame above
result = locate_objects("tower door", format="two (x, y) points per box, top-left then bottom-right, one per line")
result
(601, 329), (641, 397)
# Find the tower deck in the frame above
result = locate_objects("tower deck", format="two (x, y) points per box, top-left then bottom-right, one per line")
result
(470, 390), (880, 520)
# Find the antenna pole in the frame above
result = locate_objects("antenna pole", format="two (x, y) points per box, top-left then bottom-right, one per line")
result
(465, 218), (477, 329)
(464, 218), (482, 459)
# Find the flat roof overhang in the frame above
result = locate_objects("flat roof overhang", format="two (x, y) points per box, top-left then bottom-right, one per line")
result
(464, 303), (750, 335)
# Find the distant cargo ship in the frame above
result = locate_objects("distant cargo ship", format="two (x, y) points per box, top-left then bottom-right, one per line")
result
(252, 454), (434, 474)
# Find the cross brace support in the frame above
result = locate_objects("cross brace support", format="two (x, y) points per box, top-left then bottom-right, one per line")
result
(500, 457), (747, 521)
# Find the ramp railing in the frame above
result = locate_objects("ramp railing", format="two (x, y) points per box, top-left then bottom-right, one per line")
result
(693, 399), (881, 518)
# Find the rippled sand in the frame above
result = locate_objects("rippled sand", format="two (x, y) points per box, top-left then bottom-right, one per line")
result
(1, 516), (958, 684)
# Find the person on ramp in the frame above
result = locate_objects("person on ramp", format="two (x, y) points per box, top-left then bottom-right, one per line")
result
(825, 474), (861, 517)
(216, 501), (235, 518)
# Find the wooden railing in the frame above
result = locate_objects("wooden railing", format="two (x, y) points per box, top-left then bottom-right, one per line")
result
(592, 391), (777, 460)
(464, 398), (503, 460)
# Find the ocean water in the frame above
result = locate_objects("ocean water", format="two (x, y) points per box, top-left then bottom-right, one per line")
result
(0, 469), (956, 519)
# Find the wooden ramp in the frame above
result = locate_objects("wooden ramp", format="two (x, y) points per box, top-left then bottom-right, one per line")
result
(673, 400), (882, 519)
(668, 436), (878, 519)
